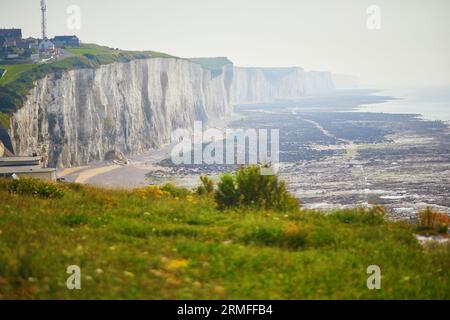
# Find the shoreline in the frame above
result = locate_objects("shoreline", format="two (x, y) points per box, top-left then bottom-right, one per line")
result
(57, 112), (242, 188)
(56, 89), (450, 219)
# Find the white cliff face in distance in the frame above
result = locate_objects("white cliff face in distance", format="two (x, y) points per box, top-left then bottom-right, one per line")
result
(231, 67), (334, 104)
(9, 58), (334, 168)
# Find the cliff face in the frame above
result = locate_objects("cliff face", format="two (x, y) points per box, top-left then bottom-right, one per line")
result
(8, 59), (333, 168)
(10, 58), (233, 167)
(231, 67), (334, 104)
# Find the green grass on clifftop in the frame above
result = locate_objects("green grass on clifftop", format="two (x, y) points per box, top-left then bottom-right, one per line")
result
(67, 43), (177, 63)
(190, 57), (232, 77)
(189, 57), (232, 70)
(0, 64), (37, 86)
(0, 44), (178, 123)
(0, 56), (94, 118)
(0, 180), (448, 299)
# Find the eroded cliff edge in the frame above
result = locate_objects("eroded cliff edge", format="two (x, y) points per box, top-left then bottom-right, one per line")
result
(8, 58), (334, 168)
(9, 58), (233, 167)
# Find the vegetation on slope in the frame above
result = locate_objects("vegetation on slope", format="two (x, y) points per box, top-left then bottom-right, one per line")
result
(214, 165), (298, 211)
(0, 168), (449, 299)
(0, 44), (178, 128)
(0, 112), (10, 129)
(0, 44), (235, 130)
(66, 43), (177, 65)
(0, 64), (36, 86)
(189, 57), (232, 77)
(0, 56), (94, 118)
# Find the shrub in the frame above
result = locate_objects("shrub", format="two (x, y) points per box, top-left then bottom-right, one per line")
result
(214, 165), (299, 212)
(7, 178), (64, 199)
(418, 207), (450, 234)
(135, 185), (170, 199)
(215, 173), (240, 209)
(196, 176), (214, 196)
(331, 206), (386, 225)
(160, 183), (192, 198)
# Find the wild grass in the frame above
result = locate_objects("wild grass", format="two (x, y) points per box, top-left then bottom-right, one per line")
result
(0, 56), (94, 118)
(0, 179), (449, 299)
(417, 207), (450, 235)
(67, 44), (176, 59)
(0, 64), (36, 86)
(0, 112), (10, 129)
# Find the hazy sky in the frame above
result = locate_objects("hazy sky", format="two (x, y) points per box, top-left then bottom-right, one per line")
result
(1, 0), (449, 87)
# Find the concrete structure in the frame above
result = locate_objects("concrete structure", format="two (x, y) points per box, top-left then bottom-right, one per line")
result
(17, 38), (39, 50)
(30, 54), (40, 63)
(39, 39), (55, 51)
(0, 156), (57, 181)
(39, 39), (57, 59)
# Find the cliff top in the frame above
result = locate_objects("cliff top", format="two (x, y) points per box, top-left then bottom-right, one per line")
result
(189, 57), (232, 70)
(189, 57), (233, 78)
(66, 43), (178, 63)
(0, 43), (195, 126)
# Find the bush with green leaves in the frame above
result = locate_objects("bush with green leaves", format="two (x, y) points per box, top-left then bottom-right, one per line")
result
(196, 176), (215, 196)
(6, 178), (65, 199)
(215, 165), (299, 211)
(160, 183), (192, 198)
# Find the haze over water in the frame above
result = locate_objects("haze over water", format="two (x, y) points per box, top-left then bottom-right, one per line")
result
(358, 87), (450, 122)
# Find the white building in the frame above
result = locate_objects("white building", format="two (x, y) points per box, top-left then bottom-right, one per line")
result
(39, 39), (57, 59)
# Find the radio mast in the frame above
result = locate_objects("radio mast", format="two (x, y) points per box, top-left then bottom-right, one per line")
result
(40, 0), (47, 39)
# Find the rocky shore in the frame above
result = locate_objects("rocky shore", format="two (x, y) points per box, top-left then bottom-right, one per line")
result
(147, 89), (450, 220)
(59, 89), (450, 220)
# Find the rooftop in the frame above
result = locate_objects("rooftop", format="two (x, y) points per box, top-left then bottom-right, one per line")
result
(0, 165), (56, 174)
(0, 29), (22, 38)
(0, 156), (41, 167)
(53, 35), (79, 40)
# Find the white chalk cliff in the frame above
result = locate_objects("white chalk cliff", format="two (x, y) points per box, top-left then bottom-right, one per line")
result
(8, 58), (333, 167)
(231, 67), (334, 104)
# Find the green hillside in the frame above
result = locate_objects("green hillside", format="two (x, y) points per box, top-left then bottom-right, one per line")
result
(189, 57), (232, 70)
(189, 57), (232, 77)
(0, 64), (36, 86)
(0, 174), (448, 299)
(0, 44), (178, 126)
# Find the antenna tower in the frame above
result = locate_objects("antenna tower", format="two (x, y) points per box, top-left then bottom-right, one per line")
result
(40, 0), (47, 39)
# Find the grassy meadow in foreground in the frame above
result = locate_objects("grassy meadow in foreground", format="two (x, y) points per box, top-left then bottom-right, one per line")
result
(0, 179), (449, 299)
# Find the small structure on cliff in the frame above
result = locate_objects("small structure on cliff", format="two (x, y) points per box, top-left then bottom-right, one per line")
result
(0, 28), (22, 47)
(0, 156), (56, 181)
(52, 35), (79, 48)
(38, 38), (57, 59)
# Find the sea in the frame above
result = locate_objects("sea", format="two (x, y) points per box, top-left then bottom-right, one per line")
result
(357, 87), (450, 123)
